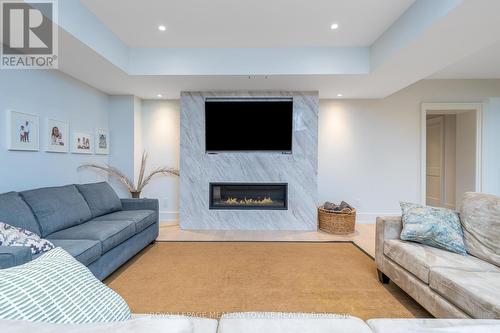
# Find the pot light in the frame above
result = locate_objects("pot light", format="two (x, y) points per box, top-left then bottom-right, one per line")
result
(330, 23), (339, 30)
(158, 25), (166, 31)
(337, 93), (343, 97)
(157, 94), (163, 98)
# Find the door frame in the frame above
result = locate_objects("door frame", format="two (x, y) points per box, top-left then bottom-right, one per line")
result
(420, 103), (483, 206)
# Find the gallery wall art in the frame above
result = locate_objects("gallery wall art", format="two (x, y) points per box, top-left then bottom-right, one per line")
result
(46, 119), (69, 153)
(95, 128), (109, 155)
(5, 110), (109, 158)
(7, 110), (39, 151)
(72, 131), (93, 154)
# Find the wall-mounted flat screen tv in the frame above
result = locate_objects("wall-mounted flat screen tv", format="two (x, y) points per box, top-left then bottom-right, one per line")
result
(205, 99), (293, 152)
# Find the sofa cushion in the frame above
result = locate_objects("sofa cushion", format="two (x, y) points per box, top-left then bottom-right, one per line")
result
(47, 220), (136, 253)
(384, 239), (499, 283)
(0, 248), (131, 324)
(77, 182), (122, 218)
(0, 191), (41, 235)
(0, 245), (32, 269)
(429, 267), (500, 319)
(218, 313), (372, 333)
(0, 317), (193, 333)
(133, 314), (218, 333)
(47, 239), (102, 266)
(93, 210), (156, 233)
(367, 319), (500, 333)
(20, 185), (92, 237)
(460, 192), (500, 267)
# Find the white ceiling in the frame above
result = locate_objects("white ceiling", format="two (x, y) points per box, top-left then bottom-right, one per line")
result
(430, 40), (500, 79)
(58, 0), (500, 99)
(81, 0), (414, 48)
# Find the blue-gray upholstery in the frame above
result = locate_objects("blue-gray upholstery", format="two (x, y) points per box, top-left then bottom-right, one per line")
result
(0, 182), (159, 280)
(20, 185), (92, 237)
(0, 246), (32, 268)
(0, 192), (41, 235)
(93, 210), (156, 233)
(48, 220), (136, 253)
(77, 182), (122, 218)
(37, 239), (102, 266)
(121, 198), (159, 211)
(88, 223), (158, 281)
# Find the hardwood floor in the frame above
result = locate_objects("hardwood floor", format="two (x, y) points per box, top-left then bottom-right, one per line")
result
(157, 223), (376, 257)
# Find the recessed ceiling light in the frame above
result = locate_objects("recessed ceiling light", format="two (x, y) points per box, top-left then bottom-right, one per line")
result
(337, 93), (343, 97)
(330, 23), (339, 30)
(158, 25), (166, 31)
(157, 94), (163, 98)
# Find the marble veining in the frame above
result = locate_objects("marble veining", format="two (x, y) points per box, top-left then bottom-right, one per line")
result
(180, 91), (318, 230)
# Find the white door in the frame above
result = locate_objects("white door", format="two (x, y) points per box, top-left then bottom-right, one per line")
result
(426, 116), (444, 207)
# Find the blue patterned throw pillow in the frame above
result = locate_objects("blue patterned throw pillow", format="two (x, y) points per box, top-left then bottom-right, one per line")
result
(0, 222), (54, 254)
(0, 248), (131, 323)
(400, 202), (466, 255)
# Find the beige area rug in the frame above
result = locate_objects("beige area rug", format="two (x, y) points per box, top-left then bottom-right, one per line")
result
(105, 242), (430, 320)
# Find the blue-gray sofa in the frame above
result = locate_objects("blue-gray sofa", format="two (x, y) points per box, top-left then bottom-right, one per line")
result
(0, 182), (159, 280)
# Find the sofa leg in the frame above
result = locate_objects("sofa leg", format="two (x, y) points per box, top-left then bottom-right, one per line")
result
(377, 269), (390, 284)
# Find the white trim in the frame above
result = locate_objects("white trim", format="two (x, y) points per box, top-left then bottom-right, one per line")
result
(420, 103), (483, 205)
(160, 210), (179, 223)
(356, 212), (400, 224)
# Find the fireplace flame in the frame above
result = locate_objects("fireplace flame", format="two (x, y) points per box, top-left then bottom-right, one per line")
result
(224, 197), (274, 206)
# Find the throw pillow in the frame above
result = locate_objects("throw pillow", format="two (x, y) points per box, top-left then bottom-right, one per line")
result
(460, 192), (500, 266)
(0, 222), (54, 254)
(0, 247), (131, 324)
(400, 202), (466, 255)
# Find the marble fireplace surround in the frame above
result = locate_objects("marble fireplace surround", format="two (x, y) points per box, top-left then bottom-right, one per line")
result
(179, 91), (318, 230)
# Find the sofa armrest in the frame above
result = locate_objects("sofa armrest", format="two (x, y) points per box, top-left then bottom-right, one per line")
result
(120, 198), (159, 212)
(0, 246), (32, 269)
(375, 216), (402, 269)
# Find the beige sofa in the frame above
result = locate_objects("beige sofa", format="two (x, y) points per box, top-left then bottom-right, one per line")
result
(2, 314), (500, 333)
(376, 215), (500, 318)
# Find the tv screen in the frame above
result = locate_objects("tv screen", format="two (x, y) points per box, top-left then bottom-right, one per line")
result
(205, 99), (293, 152)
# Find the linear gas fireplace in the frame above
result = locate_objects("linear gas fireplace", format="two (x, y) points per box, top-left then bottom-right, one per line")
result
(209, 183), (288, 210)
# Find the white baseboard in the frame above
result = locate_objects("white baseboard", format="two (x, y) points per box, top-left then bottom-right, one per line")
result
(355, 212), (400, 224)
(160, 210), (179, 224)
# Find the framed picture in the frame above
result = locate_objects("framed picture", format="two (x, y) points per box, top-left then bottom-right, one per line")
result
(72, 131), (93, 154)
(95, 128), (109, 155)
(6, 110), (39, 151)
(46, 119), (69, 153)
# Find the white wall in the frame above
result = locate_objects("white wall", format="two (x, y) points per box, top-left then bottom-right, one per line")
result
(0, 70), (109, 192)
(138, 80), (500, 223)
(140, 100), (180, 222)
(319, 98), (420, 220)
(320, 80), (500, 221)
(108, 95), (146, 197)
(133, 97), (143, 184)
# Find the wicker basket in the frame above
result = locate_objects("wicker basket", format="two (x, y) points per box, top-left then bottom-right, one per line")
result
(318, 207), (356, 235)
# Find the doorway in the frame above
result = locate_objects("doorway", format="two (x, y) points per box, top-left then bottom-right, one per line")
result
(421, 103), (483, 209)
